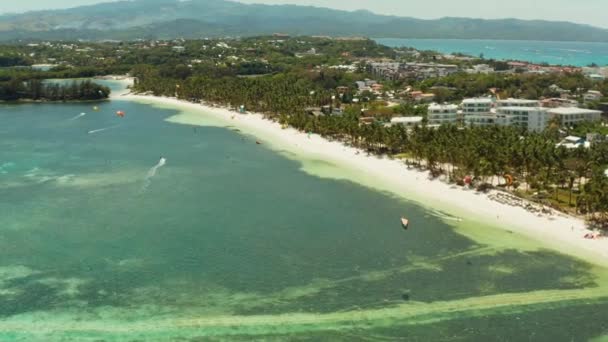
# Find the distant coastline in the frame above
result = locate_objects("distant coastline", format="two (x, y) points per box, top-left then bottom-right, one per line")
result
(376, 38), (608, 67)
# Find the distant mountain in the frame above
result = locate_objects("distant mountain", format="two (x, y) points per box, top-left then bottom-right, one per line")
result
(2, 0), (608, 42)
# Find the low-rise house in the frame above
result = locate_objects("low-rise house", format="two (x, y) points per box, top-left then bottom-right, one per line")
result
(541, 98), (578, 108)
(390, 116), (424, 127)
(408, 91), (436, 102)
(588, 74), (606, 81)
(584, 90), (603, 102)
(418, 93), (436, 102)
(548, 84), (570, 95)
(355, 81), (367, 91)
(466, 64), (495, 74)
(557, 136), (590, 149)
(371, 83), (384, 92)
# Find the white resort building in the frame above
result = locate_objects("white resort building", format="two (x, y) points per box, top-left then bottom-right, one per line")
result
(428, 96), (604, 131)
(462, 98), (493, 114)
(428, 103), (459, 125)
(547, 107), (602, 126)
(496, 106), (549, 132)
(496, 98), (540, 108)
(461, 97), (506, 127)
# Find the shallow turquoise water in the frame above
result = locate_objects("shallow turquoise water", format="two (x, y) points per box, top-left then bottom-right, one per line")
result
(376, 38), (608, 66)
(0, 95), (607, 340)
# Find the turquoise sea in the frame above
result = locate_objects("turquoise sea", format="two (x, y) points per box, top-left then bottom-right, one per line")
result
(1, 82), (608, 340)
(376, 38), (608, 66)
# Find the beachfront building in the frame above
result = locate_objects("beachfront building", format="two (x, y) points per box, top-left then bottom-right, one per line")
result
(428, 103), (459, 125)
(496, 98), (540, 108)
(464, 112), (513, 128)
(496, 106), (549, 132)
(462, 97), (493, 114)
(547, 107), (603, 126)
(462, 97), (500, 127)
(495, 98), (547, 132)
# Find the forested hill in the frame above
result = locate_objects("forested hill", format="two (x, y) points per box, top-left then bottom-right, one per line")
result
(1, 0), (608, 42)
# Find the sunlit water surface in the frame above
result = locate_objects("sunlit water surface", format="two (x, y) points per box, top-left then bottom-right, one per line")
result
(1, 87), (607, 341)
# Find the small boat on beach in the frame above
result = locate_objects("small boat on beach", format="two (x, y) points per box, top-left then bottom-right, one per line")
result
(401, 217), (409, 230)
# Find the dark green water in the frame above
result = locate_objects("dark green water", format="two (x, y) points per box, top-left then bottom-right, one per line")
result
(0, 95), (607, 341)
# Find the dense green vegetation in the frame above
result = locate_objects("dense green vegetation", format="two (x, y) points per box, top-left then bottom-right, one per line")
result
(0, 55), (32, 67)
(410, 72), (608, 103)
(0, 79), (109, 101)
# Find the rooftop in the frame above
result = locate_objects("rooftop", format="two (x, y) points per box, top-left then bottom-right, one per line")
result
(463, 98), (493, 104)
(429, 103), (459, 110)
(497, 98), (539, 104)
(391, 116), (424, 124)
(497, 106), (547, 112)
(547, 107), (603, 115)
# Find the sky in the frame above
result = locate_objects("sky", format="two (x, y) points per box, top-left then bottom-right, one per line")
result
(0, 0), (606, 28)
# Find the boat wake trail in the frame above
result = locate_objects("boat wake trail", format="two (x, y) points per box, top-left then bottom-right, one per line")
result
(88, 125), (119, 134)
(141, 157), (167, 192)
(69, 113), (87, 121)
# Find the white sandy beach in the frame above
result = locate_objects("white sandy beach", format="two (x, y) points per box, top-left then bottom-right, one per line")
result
(122, 94), (608, 266)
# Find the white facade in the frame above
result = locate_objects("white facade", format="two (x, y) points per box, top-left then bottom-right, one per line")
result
(428, 104), (459, 125)
(462, 98), (493, 115)
(496, 106), (549, 132)
(462, 98), (496, 128)
(496, 98), (540, 108)
(548, 107), (602, 126)
(465, 113), (513, 127)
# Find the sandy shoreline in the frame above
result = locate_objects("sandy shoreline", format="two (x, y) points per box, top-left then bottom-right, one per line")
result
(121, 94), (608, 266)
